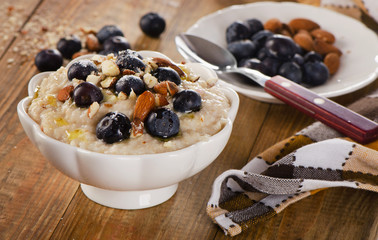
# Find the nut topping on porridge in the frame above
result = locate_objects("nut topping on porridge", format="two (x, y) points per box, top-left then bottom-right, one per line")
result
(28, 50), (231, 154)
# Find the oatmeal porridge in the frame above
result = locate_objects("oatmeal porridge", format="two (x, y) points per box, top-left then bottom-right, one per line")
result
(28, 50), (231, 155)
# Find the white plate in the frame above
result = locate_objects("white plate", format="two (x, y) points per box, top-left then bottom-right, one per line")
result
(186, 1), (378, 103)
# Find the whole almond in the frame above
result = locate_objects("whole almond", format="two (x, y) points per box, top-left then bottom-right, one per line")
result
(323, 52), (340, 74)
(57, 85), (74, 102)
(289, 18), (320, 32)
(280, 23), (295, 37)
(264, 18), (282, 33)
(132, 90), (155, 137)
(133, 90), (155, 122)
(310, 29), (335, 44)
(313, 39), (342, 56)
(293, 33), (314, 52)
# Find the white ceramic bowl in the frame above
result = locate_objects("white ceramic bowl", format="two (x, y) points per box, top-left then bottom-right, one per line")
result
(17, 51), (239, 209)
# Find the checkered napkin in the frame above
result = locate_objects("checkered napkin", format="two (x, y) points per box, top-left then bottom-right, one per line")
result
(207, 89), (378, 237)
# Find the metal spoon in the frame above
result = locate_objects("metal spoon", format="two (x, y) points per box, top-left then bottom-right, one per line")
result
(175, 33), (378, 144)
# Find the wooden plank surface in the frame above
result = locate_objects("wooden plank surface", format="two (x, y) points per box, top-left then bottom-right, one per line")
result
(0, 0), (377, 239)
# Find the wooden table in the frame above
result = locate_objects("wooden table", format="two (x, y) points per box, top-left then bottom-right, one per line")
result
(1, 0), (377, 239)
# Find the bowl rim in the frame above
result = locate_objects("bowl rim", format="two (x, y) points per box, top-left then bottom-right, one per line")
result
(18, 51), (239, 158)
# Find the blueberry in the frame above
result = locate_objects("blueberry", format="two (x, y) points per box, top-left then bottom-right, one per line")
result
(260, 57), (282, 76)
(72, 82), (103, 108)
(227, 40), (256, 62)
(116, 50), (146, 72)
(251, 30), (274, 49)
(145, 108), (180, 139)
(153, 67), (181, 85)
(173, 90), (201, 113)
(292, 53), (304, 66)
(115, 75), (145, 96)
(239, 58), (266, 72)
(103, 36), (131, 54)
(256, 47), (269, 60)
(96, 25), (124, 44)
(57, 35), (82, 59)
(226, 21), (251, 43)
(238, 58), (263, 86)
(303, 61), (329, 86)
(245, 18), (264, 36)
(265, 35), (298, 61)
(96, 112), (131, 144)
(278, 61), (303, 83)
(67, 59), (98, 81)
(140, 12), (166, 37)
(34, 49), (63, 72)
(304, 51), (323, 62)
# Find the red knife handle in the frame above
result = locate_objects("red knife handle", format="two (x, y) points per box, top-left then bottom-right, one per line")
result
(264, 76), (378, 144)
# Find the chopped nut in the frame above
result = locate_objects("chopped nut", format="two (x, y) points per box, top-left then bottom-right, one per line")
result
(91, 55), (106, 65)
(187, 74), (200, 82)
(155, 93), (169, 107)
(101, 60), (120, 76)
(206, 78), (218, 87)
(57, 85), (74, 102)
(86, 74), (101, 85)
(87, 102), (100, 118)
(131, 119), (144, 138)
(128, 90), (137, 101)
(143, 73), (158, 88)
(85, 34), (101, 51)
(100, 76), (117, 88)
(152, 57), (186, 77)
(122, 69), (136, 75)
(153, 81), (179, 96)
(118, 91), (128, 100)
(72, 50), (90, 59)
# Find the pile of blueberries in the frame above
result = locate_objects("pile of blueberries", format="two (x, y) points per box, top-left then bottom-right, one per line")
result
(65, 50), (201, 144)
(35, 12), (166, 72)
(226, 19), (330, 86)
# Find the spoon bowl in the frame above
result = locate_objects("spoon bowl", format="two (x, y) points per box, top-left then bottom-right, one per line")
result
(175, 34), (269, 86)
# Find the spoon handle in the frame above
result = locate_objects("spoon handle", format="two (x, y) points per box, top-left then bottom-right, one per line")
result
(264, 76), (378, 144)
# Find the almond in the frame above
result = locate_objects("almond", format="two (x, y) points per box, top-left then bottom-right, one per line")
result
(288, 18), (320, 32)
(85, 34), (101, 51)
(280, 23), (294, 37)
(101, 60), (120, 76)
(264, 18), (282, 33)
(293, 33), (314, 52)
(100, 76), (117, 88)
(87, 102), (100, 118)
(86, 74), (101, 85)
(153, 81), (179, 96)
(122, 69), (136, 75)
(313, 39), (342, 56)
(152, 57), (186, 77)
(323, 52), (340, 74)
(57, 85), (74, 102)
(132, 91), (155, 137)
(155, 93), (169, 107)
(310, 29), (335, 44)
(72, 50), (90, 59)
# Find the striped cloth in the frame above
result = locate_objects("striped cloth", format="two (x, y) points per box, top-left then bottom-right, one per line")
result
(207, 89), (378, 237)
